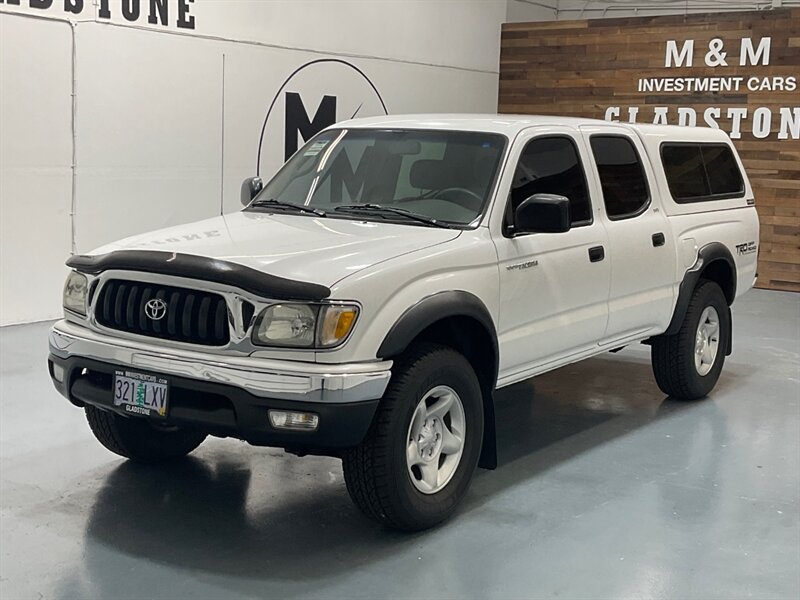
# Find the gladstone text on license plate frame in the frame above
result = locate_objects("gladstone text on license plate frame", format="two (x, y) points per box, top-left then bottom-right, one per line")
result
(113, 370), (169, 418)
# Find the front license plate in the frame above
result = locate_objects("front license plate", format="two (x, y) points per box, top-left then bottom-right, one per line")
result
(113, 370), (169, 418)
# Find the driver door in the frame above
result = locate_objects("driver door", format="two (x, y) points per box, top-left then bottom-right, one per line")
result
(492, 127), (611, 384)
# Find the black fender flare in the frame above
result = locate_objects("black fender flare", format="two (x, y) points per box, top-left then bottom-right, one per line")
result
(377, 291), (498, 376)
(377, 291), (499, 469)
(665, 242), (736, 354)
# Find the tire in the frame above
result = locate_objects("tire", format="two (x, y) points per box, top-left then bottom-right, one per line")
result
(85, 405), (207, 463)
(342, 343), (484, 531)
(651, 280), (730, 400)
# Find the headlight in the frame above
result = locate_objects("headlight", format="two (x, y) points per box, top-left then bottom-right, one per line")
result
(252, 303), (359, 348)
(63, 271), (88, 316)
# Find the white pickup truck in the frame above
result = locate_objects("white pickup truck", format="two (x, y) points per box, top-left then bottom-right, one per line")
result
(48, 115), (759, 530)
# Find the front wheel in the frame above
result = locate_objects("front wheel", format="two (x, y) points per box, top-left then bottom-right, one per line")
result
(342, 343), (484, 531)
(85, 405), (207, 463)
(651, 280), (730, 400)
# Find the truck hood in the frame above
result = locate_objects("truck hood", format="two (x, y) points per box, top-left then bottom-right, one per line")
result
(89, 211), (461, 288)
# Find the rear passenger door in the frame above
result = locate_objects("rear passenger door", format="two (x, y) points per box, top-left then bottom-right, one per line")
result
(580, 125), (677, 341)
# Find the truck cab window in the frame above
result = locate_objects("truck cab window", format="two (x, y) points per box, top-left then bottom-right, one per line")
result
(590, 135), (650, 219)
(508, 136), (592, 227)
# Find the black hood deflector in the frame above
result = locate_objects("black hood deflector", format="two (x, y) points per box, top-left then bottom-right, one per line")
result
(66, 251), (331, 301)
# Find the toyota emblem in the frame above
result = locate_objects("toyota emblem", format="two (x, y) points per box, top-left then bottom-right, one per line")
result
(144, 298), (168, 321)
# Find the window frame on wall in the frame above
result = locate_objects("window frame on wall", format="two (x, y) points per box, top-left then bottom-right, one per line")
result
(503, 134), (594, 236)
(659, 142), (745, 204)
(589, 134), (651, 221)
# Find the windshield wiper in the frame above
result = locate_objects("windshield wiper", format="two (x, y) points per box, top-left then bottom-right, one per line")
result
(333, 204), (455, 229)
(249, 198), (326, 217)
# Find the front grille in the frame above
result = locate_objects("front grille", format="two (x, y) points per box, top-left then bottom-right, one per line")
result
(95, 279), (230, 346)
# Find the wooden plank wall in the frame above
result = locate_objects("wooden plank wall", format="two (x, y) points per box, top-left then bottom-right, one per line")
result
(499, 9), (799, 292)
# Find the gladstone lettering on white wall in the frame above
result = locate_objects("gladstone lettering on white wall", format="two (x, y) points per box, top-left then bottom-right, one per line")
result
(0, 0), (196, 29)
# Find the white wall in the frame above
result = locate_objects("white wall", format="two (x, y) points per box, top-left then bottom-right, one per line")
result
(0, 16), (73, 325)
(0, 0), (507, 325)
(506, 0), (557, 21)
(73, 25), (225, 253)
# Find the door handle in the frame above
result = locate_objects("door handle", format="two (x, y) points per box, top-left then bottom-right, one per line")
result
(652, 232), (666, 247)
(588, 246), (605, 262)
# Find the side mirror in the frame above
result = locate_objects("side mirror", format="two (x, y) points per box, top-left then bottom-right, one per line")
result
(514, 193), (571, 235)
(241, 177), (263, 206)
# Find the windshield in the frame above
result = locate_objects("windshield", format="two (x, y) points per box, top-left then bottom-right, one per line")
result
(249, 128), (507, 227)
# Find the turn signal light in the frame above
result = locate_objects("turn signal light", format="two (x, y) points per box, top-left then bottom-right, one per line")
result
(318, 305), (359, 347)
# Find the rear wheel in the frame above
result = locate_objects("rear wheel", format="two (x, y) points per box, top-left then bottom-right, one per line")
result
(342, 343), (483, 531)
(651, 280), (730, 400)
(85, 405), (207, 463)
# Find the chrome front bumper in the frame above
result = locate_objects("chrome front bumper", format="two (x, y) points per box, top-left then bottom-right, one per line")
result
(48, 320), (392, 404)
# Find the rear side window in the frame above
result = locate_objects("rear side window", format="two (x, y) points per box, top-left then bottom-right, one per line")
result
(702, 145), (745, 196)
(661, 143), (744, 203)
(590, 136), (650, 219)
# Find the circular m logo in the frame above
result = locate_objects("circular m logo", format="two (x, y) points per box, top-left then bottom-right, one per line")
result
(256, 59), (388, 177)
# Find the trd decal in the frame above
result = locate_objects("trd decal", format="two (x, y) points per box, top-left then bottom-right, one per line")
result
(735, 241), (757, 255)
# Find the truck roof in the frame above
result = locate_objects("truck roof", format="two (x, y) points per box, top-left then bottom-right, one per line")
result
(337, 113), (733, 143)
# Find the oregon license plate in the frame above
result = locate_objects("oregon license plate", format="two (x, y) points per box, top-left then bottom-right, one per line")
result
(113, 370), (169, 418)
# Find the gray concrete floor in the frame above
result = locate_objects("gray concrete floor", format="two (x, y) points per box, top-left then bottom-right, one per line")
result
(1, 289), (798, 600)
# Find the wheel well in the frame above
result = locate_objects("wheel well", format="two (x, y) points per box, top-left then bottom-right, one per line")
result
(700, 259), (735, 305)
(400, 315), (498, 470)
(413, 316), (497, 395)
